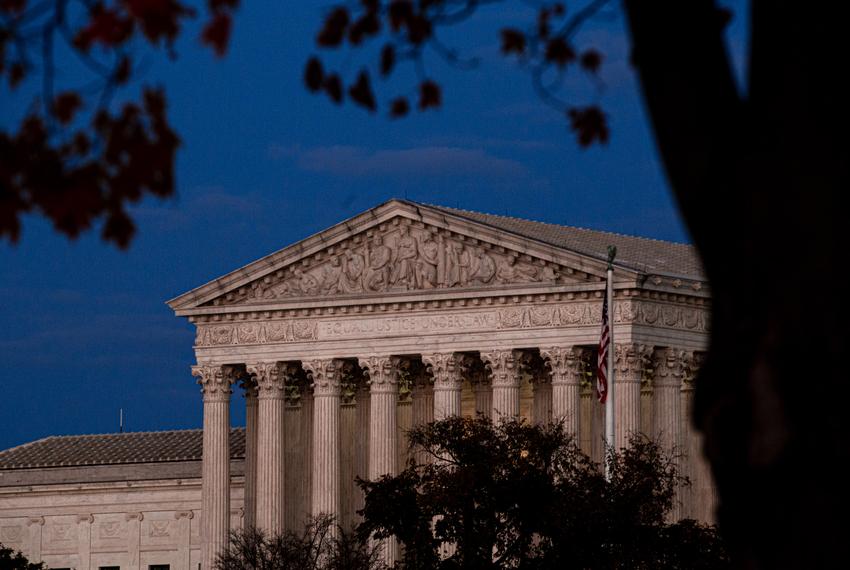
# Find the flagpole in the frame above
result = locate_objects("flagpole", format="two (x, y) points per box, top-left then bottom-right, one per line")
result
(604, 246), (616, 479)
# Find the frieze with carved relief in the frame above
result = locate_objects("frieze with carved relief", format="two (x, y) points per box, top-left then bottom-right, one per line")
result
(206, 220), (572, 306)
(193, 300), (708, 347)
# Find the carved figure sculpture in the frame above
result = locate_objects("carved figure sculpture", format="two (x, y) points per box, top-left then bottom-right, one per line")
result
(340, 250), (364, 293)
(321, 255), (344, 294)
(417, 236), (440, 288)
(365, 236), (393, 292)
(391, 226), (419, 289)
(496, 256), (540, 283)
(470, 249), (497, 284)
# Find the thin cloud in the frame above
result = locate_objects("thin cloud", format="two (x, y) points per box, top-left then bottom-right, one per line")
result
(284, 145), (527, 178)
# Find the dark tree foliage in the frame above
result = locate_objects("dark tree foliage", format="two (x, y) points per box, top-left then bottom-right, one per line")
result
(0, 543), (45, 570)
(356, 416), (728, 569)
(215, 514), (385, 570)
(0, 0), (239, 247)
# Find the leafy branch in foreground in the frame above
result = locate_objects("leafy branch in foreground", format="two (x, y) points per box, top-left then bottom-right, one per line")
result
(357, 415), (729, 569)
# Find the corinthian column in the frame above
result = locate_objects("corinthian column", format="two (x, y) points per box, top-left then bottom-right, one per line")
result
(249, 362), (286, 533)
(192, 365), (236, 570)
(542, 346), (589, 437)
(613, 344), (652, 449)
(359, 356), (400, 565)
(422, 353), (463, 420)
(652, 347), (688, 520)
(481, 350), (521, 421)
(303, 359), (344, 522)
(241, 378), (258, 530)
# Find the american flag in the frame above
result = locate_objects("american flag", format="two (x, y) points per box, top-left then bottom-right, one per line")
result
(596, 293), (610, 403)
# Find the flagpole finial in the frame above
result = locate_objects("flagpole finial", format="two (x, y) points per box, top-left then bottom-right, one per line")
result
(606, 245), (617, 270)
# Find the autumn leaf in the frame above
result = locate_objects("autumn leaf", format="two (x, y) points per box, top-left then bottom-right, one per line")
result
(500, 29), (526, 55)
(580, 49), (602, 73)
(323, 73), (343, 103)
(304, 57), (324, 92)
(52, 92), (83, 124)
(567, 106), (609, 147)
(380, 44), (395, 76)
(348, 11), (380, 45)
(348, 70), (376, 111)
(317, 7), (349, 47)
(388, 0), (414, 32)
(202, 12), (232, 57)
(389, 97), (409, 118)
(545, 38), (575, 67)
(419, 80), (440, 110)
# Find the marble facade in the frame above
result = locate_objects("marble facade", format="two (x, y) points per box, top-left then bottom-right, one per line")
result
(0, 199), (715, 570)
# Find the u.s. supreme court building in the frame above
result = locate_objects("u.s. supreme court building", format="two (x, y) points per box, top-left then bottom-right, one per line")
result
(0, 200), (716, 569)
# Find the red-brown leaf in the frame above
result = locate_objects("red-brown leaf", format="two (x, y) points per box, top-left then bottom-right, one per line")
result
(74, 7), (134, 51)
(304, 57), (324, 92)
(52, 92), (83, 124)
(323, 74), (343, 103)
(348, 70), (376, 111)
(406, 13), (431, 44)
(389, 97), (409, 118)
(380, 44), (395, 76)
(114, 56), (132, 84)
(317, 7), (349, 47)
(579, 49), (602, 73)
(567, 106), (609, 147)
(419, 80), (440, 110)
(8, 62), (24, 88)
(388, 0), (413, 31)
(202, 12), (231, 57)
(0, 0), (26, 14)
(545, 38), (575, 67)
(500, 29), (526, 55)
(348, 11), (380, 45)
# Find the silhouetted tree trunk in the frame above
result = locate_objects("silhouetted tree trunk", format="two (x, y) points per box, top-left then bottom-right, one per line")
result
(623, 1), (849, 567)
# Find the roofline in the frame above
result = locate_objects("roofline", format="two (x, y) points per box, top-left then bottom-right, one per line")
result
(166, 199), (700, 312)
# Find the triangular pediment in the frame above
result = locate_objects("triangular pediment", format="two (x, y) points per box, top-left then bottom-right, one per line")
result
(168, 200), (637, 312)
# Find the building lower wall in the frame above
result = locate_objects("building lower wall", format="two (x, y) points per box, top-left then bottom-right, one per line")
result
(0, 466), (244, 570)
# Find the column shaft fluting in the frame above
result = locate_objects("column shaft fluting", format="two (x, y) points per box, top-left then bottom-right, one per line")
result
(243, 383), (258, 529)
(483, 351), (520, 421)
(544, 347), (588, 438)
(194, 365), (234, 570)
(361, 356), (400, 565)
(614, 344), (651, 449)
(305, 360), (342, 521)
(424, 353), (462, 420)
(252, 363), (286, 533)
(652, 348), (689, 521)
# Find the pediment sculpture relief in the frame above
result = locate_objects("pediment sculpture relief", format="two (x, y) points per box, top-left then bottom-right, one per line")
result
(211, 221), (569, 305)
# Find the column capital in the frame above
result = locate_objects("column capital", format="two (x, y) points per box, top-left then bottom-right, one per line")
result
(247, 362), (285, 399)
(174, 510), (195, 520)
(613, 343), (653, 382)
(192, 365), (237, 402)
(76, 514), (94, 524)
(302, 358), (344, 396)
(27, 516), (44, 527)
(125, 512), (144, 522)
(481, 350), (520, 388)
(652, 347), (692, 387)
(422, 352), (463, 389)
(359, 356), (400, 394)
(541, 346), (591, 383)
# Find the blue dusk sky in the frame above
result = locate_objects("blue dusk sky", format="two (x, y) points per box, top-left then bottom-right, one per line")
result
(0, 1), (747, 450)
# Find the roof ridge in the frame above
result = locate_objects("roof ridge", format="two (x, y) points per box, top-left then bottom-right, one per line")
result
(414, 200), (694, 248)
(0, 435), (57, 458)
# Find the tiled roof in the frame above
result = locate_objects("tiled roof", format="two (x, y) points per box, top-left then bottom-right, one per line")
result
(420, 202), (704, 279)
(0, 428), (245, 470)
